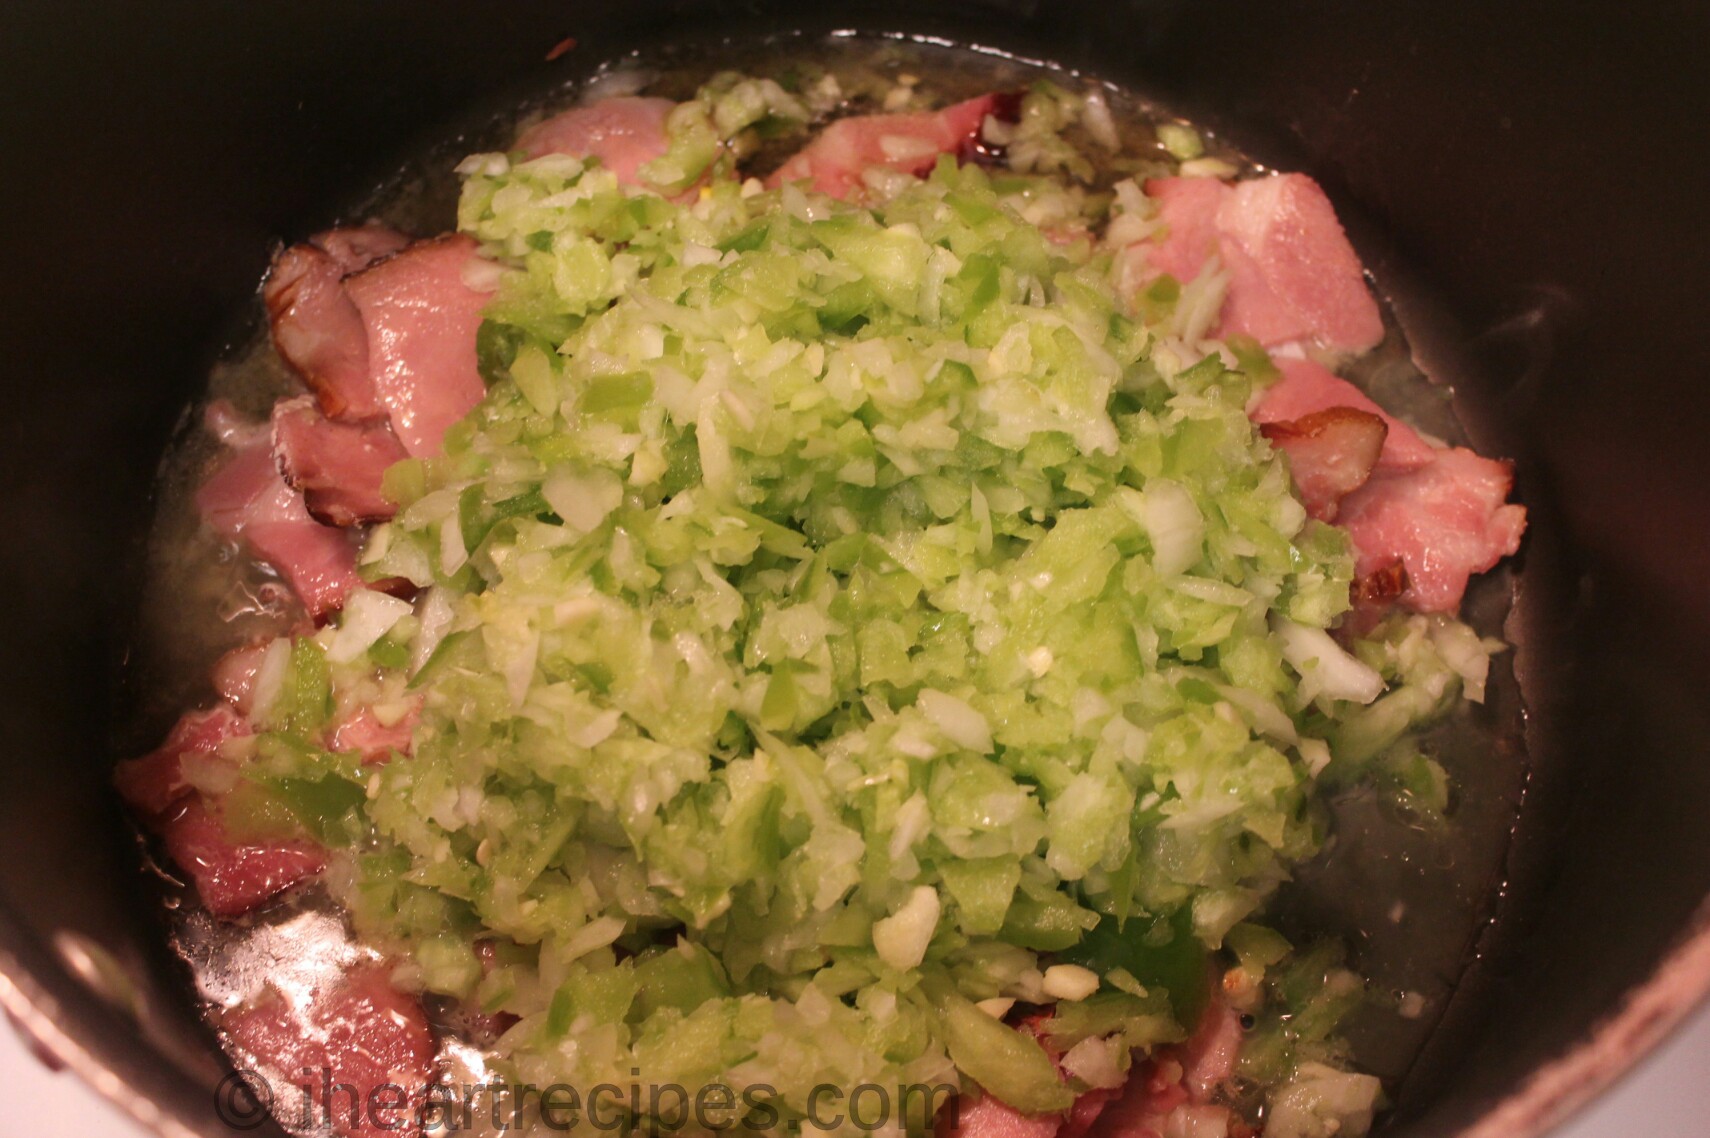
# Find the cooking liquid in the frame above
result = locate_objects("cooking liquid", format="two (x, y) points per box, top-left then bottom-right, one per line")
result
(123, 33), (1529, 1135)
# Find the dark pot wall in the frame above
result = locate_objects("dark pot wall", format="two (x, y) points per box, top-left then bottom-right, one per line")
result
(1, 2), (1707, 1135)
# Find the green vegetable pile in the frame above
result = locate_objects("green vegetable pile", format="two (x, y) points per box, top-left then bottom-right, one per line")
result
(234, 75), (1500, 1136)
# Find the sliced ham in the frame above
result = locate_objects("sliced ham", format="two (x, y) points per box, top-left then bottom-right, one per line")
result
(273, 396), (408, 526)
(265, 243), (387, 422)
(1130, 174), (1383, 355)
(1179, 995), (1245, 1102)
(1094, 1058), (1189, 1138)
(1215, 174), (1385, 354)
(343, 234), (491, 457)
(517, 96), (676, 186)
(1336, 446), (1527, 613)
(156, 798), (328, 919)
(1251, 361), (1524, 615)
(266, 226), (489, 463)
(1251, 357), (1435, 471)
(1059, 1087), (1120, 1138)
(1049, 991), (1244, 1138)
(768, 94), (1001, 201)
(117, 706), (326, 917)
(1142, 176), (1226, 287)
(1259, 407), (1388, 522)
(197, 438), (364, 620)
(311, 223), (411, 276)
(115, 705), (250, 817)
(327, 700), (420, 765)
(222, 964), (435, 1138)
(940, 1094), (1064, 1138)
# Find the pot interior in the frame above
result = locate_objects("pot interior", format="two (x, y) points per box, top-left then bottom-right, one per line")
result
(2, 3), (1708, 1136)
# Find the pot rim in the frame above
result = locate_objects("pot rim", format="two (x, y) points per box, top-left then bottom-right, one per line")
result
(1460, 901), (1710, 1138)
(0, 900), (226, 1138)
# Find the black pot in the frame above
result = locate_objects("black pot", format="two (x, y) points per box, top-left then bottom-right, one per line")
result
(3, 2), (1708, 1135)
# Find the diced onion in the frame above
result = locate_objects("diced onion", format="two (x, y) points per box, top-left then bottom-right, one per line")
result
(327, 590), (414, 664)
(917, 689), (993, 754)
(872, 885), (941, 971)
(1276, 618), (1386, 705)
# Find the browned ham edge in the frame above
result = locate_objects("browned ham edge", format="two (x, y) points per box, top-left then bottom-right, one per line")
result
(272, 396), (408, 526)
(1259, 407), (1388, 522)
(264, 242), (389, 423)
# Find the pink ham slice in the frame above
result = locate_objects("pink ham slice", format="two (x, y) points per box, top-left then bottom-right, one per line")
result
(768, 94), (1001, 201)
(1178, 995), (1245, 1102)
(1060, 1088), (1120, 1138)
(115, 705), (250, 817)
(327, 700), (421, 765)
(197, 438), (364, 620)
(156, 798), (328, 919)
(1216, 174), (1385, 354)
(266, 226), (489, 463)
(1252, 357), (1436, 471)
(1092, 1064), (1190, 1138)
(222, 964), (435, 1138)
(263, 223), (412, 425)
(1142, 176), (1226, 287)
(940, 1095), (1065, 1138)
(517, 95), (676, 186)
(936, 1015), (1098, 1138)
(1134, 174), (1384, 355)
(1336, 446), (1528, 613)
(343, 234), (491, 457)
(266, 243), (386, 422)
(1250, 360), (1525, 614)
(1094, 994), (1247, 1138)
(1260, 407), (1389, 522)
(312, 223), (412, 276)
(273, 396), (408, 526)
(117, 706), (327, 918)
